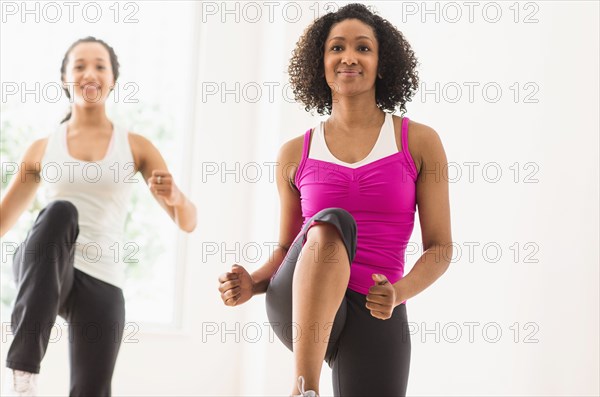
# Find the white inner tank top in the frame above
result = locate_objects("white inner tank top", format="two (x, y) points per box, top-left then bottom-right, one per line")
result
(309, 112), (399, 168)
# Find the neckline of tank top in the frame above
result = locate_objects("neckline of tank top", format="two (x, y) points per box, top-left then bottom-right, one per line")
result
(304, 150), (406, 172)
(61, 122), (117, 163)
(312, 113), (404, 168)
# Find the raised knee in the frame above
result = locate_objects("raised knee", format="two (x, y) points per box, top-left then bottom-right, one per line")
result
(313, 208), (356, 234)
(305, 208), (357, 263)
(43, 200), (78, 227)
(306, 208), (356, 242)
(306, 221), (341, 243)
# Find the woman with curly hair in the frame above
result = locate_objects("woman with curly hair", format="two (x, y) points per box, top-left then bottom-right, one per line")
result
(218, 3), (452, 396)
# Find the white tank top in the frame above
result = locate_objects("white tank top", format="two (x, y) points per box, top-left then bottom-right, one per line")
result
(41, 122), (135, 288)
(309, 112), (398, 168)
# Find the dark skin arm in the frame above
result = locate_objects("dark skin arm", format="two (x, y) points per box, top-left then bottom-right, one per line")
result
(218, 134), (305, 306)
(366, 120), (453, 319)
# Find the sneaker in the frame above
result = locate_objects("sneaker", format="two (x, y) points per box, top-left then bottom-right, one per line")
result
(3, 369), (38, 396)
(294, 375), (318, 397)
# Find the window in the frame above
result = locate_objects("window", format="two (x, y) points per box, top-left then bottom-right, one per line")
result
(0, 1), (197, 329)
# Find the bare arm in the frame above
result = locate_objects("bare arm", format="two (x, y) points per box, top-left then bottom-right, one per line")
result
(218, 135), (306, 306)
(129, 133), (197, 233)
(0, 139), (47, 237)
(251, 136), (305, 295)
(393, 124), (453, 305)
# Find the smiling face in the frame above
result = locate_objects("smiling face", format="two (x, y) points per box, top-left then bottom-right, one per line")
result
(324, 18), (379, 100)
(62, 42), (115, 107)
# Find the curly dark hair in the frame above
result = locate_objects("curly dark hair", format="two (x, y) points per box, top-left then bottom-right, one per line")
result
(288, 3), (419, 115)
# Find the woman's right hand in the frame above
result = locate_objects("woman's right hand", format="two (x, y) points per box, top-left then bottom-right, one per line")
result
(218, 264), (255, 306)
(216, 136), (305, 306)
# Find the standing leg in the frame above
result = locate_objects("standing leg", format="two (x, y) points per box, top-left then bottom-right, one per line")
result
(64, 269), (125, 397)
(331, 289), (411, 397)
(6, 200), (79, 373)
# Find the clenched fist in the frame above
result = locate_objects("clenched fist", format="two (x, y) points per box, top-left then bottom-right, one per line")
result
(148, 170), (181, 206)
(365, 273), (396, 320)
(218, 264), (255, 306)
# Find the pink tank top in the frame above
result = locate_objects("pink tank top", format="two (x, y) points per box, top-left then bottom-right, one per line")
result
(295, 116), (418, 297)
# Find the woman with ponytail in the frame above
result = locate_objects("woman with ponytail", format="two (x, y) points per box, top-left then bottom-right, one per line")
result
(1, 36), (196, 396)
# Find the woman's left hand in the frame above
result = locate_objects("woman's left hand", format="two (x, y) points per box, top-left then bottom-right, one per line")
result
(366, 274), (396, 320)
(148, 170), (181, 206)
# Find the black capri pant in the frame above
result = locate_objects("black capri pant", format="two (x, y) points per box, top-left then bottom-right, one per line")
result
(266, 207), (411, 397)
(6, 200), (125, 396)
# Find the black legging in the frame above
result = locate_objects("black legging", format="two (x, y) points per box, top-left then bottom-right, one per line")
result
(6, 200), (125, 396)
(266, 207), (411, 397)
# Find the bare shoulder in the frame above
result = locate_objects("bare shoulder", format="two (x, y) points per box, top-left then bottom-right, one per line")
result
(392, 115), (445, 174)
(278, 133), (305, 163)
(29, 137), (49, 152)
(24, 137), (49, 165)
(127, 132), (155, 170)
(127, 131), (153, 149)
(277, 131), (308, 182)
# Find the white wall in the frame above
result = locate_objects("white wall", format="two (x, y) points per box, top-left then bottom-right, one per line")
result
(1, 1), (598, 396)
